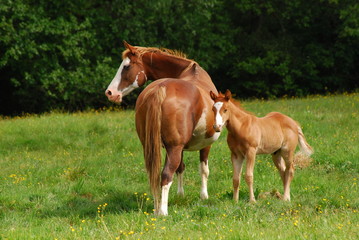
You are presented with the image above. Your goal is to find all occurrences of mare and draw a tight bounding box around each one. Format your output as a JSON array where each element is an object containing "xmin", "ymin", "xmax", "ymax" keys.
[
  {"xmin": 105, "ymin": 42, "xmax": 220, "ymax": 215},
  {"xmin": 210, "ymin": 90, "xmax": 313, "ymax": 202}
]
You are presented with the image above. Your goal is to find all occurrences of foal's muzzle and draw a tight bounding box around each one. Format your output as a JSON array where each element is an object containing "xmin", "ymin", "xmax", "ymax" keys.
[{"xmin": 213, "ymin": 124, "xmax": 223, "ymax": 132}]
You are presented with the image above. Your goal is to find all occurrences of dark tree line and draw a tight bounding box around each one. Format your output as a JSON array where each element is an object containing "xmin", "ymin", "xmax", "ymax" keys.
[{"xmin": 1, "ymin": 0, "xmax": 358, "ymax": 115}]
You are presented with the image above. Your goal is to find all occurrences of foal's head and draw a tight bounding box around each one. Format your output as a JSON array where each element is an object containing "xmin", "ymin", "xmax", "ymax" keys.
[
  {"xmin": 210, "ymin": 90, "xmax": 232, "ymax": 132},
  {"xmin": 105, "ymin": 41, "xmax": 148, "ymax": 103}
]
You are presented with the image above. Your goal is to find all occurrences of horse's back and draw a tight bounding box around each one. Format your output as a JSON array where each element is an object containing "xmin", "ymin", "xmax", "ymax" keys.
[
  {"xmin": 135, "ymin": 78, "xmax": 205, "ymax": 147},
  {"xmin": 264, "ymin": 112, "xmax": 298, "ymax": 130},
  {"xmin": 260, "ymin": 112, "xmax": 299, "ymax": 151}
]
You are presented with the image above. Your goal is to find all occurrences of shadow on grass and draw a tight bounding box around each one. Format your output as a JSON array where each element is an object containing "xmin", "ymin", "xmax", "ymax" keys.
[
  {"xmin": 37, "ymin": 186, "xmax": 275, "ymax": 219},
  {"xmin": 39, "ymin": 190, "xmax": 153, "ymax": 219}
]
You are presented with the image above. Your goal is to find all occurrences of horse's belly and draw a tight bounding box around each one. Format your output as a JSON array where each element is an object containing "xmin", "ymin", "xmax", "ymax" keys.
[
  {"xmin": 256, "ymin": 141, "xmax": 282, "ymax": 154},
  {"xmin": 184, "ymin": 109, "xmax": 221, "ymax": 151},
  {"xmin": 184, "ymin": 131, "xmax": 220, "ymax": 151}
]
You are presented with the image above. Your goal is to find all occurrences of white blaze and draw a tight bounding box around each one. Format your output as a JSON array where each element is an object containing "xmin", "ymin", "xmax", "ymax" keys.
[
  {"xmin": 213, "ymin": 102, "xmax": 224, "ymax": 127},
  {"xmin": 106, "ymin": 57, "xmax": 131, "ymax": 93}
]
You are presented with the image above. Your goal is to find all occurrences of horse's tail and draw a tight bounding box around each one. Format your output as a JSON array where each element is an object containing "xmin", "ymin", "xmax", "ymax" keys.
[
  {"xmin": 143, "ymin": 85, "xmax": 166, "ymax": 202},
  {"xmin": 297, "ymin": 126, "xmax": 313, "ymax": 156}
]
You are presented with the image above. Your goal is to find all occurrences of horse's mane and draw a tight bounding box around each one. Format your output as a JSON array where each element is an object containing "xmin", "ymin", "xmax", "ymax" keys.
[{"xmin": 122, "ymin": 46, "xmax": 196, "ymax": 63}]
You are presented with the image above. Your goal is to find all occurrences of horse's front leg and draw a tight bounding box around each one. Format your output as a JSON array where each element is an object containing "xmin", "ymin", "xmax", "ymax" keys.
[
  {"xmin": 157, "ymin": 146, "xmax": 183, "ymax": 216},
  {"xmin": 199, "ymin": 146, "xmax": 211, "ymax": 200},
  {"xmin": 231, "ymin": 152, "xmax": 244, "ymax": 202},
  {"xmin": 245, "ymin": 148, "xmax": 257, "ymax": 202}
]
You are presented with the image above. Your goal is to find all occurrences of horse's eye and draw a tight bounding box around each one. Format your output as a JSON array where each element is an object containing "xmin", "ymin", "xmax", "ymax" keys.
[
  {"xmin": 123, "ymin": 65, "xmax": 130, "ymax": 70},
  {"xmin": 224, "ymin": 109, "xmax": 227, "ymax": 113}
]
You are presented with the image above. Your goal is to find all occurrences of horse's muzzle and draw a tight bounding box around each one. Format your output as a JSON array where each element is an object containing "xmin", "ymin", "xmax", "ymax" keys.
[{"xmin": 105, "ymin": 89, "xmax": 122, "ymax": 103}]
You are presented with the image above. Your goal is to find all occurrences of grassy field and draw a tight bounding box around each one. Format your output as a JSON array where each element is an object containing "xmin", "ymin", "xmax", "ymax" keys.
[{"xmin": 0, "ymin": 93, "xmax": 358, "ymax": 239}]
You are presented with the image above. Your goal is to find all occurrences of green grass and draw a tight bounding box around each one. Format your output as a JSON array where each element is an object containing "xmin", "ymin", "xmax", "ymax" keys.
[{"xmin": 0, "ymin": 93, "xmax": 358, "ymax": 239}]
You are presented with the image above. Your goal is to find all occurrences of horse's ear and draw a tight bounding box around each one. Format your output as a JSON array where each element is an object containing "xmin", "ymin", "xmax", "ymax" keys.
[
  {"xmin": 225, "ymin": 89, "xmax": 232, "ymax": 101},
  {"xmin": 123, "ymin": 40, "xmax": 136, "ymax": 55},
  {"xmin": 210, "ymin": 91, "xmax": 217, "ymax": 101}
]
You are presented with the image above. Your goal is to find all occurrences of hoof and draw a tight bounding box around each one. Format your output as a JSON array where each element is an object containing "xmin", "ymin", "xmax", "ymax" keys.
[
  {"xmin": 249, "ymin": 199, "xmax": 257, "ymax": 203},
  {"xmin": 155, "ymin": 209, "xmax": 168, "ymax": 216},
  {"xmin": 177, "ymin": 189, "xmax": 185, "ymax": 197},
  {"xmin": 200, "ymin": 192, "xmax": 209, "ymax": 200}
]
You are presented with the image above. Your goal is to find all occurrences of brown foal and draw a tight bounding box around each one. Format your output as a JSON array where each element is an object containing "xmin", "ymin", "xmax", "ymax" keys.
[{"xmin": 210, "ymin": 90, "xmax": 313, "ymax": 202}]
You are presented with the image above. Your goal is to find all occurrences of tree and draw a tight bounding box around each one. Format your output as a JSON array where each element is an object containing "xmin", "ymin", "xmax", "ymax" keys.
[{"xmin": 1, "ymin": 0, "xmax": 358, "ymax": 115}]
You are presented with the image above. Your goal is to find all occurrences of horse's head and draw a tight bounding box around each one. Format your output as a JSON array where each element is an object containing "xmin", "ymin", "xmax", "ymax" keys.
[
  {"xmin": 210, "ymin": 90, "xmax": 231, "ymax": 132},
  {"xmin": 105, "ymin": 41, "xmax": 148, "ymax": 103}
]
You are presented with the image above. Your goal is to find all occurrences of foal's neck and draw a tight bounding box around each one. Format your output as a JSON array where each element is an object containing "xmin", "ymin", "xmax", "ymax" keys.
[
  {"xmin": 142, "ymin": 52, "xmax": 194, "ymax": 80},
  {"xmin": 228, "ymin": 101, "xmax": 253, "ymax": 128}
]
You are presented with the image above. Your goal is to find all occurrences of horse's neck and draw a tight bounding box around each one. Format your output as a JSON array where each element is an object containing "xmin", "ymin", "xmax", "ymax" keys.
[
  {"xmin": 195, "ymin": 66, "xmax": 217, "ymax": 92},
  {"xmin": 227, "ymin": 101, "xmax": 254, "ymax": 131},
  {"xmin": 142, "ymin": 52, "xmax": 217, "ymax": 93},
  {"xmin": 142, "ymin": 52, "xmax": 193, "ymax": 80}
]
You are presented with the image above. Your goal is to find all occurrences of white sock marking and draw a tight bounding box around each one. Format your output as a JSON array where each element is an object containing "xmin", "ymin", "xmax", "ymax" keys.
[{"xmin": 158, "ymin": 182, "xmax": 172, "ymax": 216}]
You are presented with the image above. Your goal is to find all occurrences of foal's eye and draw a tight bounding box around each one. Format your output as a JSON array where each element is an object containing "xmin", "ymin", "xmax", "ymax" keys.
[
  {"xmin": 123, "ymin": 65, "xmax": 130, "ymax": 70},
  {"xmin": 224, "ymin": 109, "xmax": 227, "ymax": 113}
]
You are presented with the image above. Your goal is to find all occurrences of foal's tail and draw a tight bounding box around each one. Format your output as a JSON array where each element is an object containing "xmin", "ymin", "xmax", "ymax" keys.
[
  {"xmin": 297, "ymin": 126, "xmax": 314, "ymax": 156},
  {"xmin": 143, "ymin": 86, "xmax": 167, "ymax": 201}
]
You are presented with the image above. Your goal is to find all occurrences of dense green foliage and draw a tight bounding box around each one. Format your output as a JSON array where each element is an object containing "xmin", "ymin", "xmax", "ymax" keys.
[
  {"xmin": 1, "ymin": 0, "xmax": 358, "ymax": 114},
  {"xmin": 0, "ymin": 94, "xmax": 358, "ymax": 238}
]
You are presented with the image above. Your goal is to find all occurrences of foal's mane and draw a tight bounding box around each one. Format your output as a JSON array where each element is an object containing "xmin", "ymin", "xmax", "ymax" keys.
[
  {"xmin": 231, "ymin": 98, "xmax": 254, "ymax": 116},
  {"xmin": 216, "ymin": 92, "xmax": 254, "ymax": 116}
]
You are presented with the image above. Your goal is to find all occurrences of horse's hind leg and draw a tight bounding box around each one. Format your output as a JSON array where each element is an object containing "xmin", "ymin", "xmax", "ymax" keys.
[
  {"xmin": 282, "ymin": 150, "xmax": 295, "ymax": 201},
  {"xmin": 199, "ymin": 146, "xmax": 211, "ymax": 199},
  {"xmin": 232, "ymin": 152, "xmax": 244, "ymax": 202},
  {"xmin": 158, "ymin": 146, "xmax": 183, "ymax": 216},
  {"xmin": 272, "ymin": 151, "xmax": 286, "ymax": 185},
  {"xmin": 176, "ymin": 157, "xmax": 185, "ymax": 196}
]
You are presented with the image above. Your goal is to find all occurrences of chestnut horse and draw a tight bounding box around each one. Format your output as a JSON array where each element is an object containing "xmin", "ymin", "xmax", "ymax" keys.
[
  {"xmin": 210, "ymin": 90, "xmax": 313, "ymax": 202},
  {"xmin": 105, "ymin": 42, "xmax": 220, "ymax": 215}
]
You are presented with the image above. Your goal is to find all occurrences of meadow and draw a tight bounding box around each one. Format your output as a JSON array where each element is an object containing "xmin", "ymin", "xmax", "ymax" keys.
[{"xmin": 0, "ymin": 93, "xmax": 358, "ymax": 239}]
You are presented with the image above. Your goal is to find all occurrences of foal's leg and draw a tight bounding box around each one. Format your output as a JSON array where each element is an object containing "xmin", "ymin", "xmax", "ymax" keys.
[
  {"xmin": 176, "ymin": 158, "xmax": 185, "ymax": 196},
  {"xmin": 199, "ymin": 146, "xmax": 211, "ymax": 200},
  {"xmin": 245, "ymin": 148, "xmax": 257, "ymax": 202},
  {"xmin": 232, "ymin": 152, "xmax": 244, "ymax": 202},
  {"xmin": 282, "ymin": 150, "xmax": 295, "ymax": 201},
  {"xmin": 158, "ymin": 146, "xmax": 183, "ymax": 216},
  {"xmin": 272, "ymin": 151, "xmax": 286, "ymax": 185}
]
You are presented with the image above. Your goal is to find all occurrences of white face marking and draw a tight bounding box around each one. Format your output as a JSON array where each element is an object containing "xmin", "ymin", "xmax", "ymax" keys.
[
  {"xmin": 121, "ymin": 79, "xmax": 138, "ymax": 96},
  {"xmin": 106, "ymin": 57, "xmax": 131, "ymax": 92},
  {"xmin": 213, "ymin": 102, "xmax": 224, "ymax": 126},
  {"xmin": 120, "ymin": 70, "xmax": 148, "ymax": 96}
]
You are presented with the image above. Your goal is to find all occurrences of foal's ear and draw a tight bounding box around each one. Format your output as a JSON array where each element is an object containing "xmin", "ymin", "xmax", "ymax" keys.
[
  {"xmin": 123, "ymin": 40, "xmax": 136, "ymax": 55},
  {"xmin": 210, "ymin": 91, "xmax": 217, "ymax": 101},
  {"xmin": 224, "ymin": 89, "xmax": 232, "ymax": 101}
]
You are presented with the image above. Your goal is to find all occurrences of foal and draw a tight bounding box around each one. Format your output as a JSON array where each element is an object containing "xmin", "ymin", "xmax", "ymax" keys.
[{"xmin": 210, "ymin": 90, "xmax": 313, "ymax": 202}]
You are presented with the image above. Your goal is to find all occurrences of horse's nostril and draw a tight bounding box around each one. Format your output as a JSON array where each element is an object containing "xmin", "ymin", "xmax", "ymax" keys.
[{"xmin": 106, "ymin": 90, "xmax": 112, "ymax": 96}]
